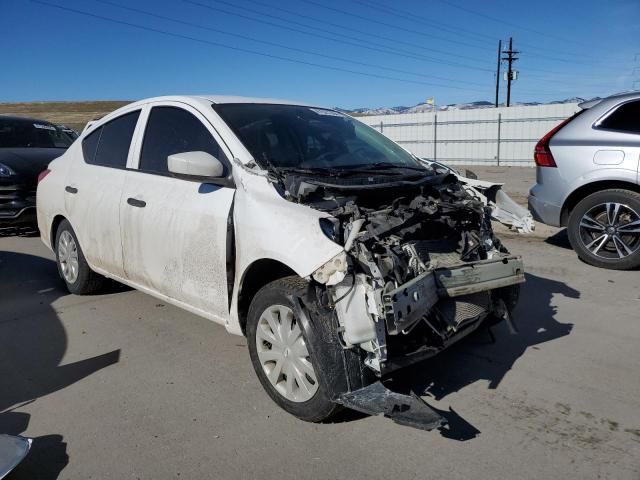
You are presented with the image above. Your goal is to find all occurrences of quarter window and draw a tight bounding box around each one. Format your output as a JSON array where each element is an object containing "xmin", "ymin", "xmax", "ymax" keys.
[
  {"xmin": 139, "ymin": 106, "xmax": 228, "ymax": 175},
  {"xmin": 82, "ymin": 110, "xmax": 140, "ymax": 168},
  {"xmin": 81, "ymin": 127, "xmax": 101, "ymax": 163},
  {"xmin": 597, "ymin": 101, "xmax": 640, "ymax": 134}
]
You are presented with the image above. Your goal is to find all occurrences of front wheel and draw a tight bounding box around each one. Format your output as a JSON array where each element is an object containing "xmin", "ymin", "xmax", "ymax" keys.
[
  {"xmin": 568, "ymin": 189, "xmax": 640, "ymax": 270},
  {"xmin": 246, "ymin": 277, "xmax": 341, "ymax": 422},
  {"xmin": 247, "ymin": 275, "xmax": 380, "ymax": 422}
]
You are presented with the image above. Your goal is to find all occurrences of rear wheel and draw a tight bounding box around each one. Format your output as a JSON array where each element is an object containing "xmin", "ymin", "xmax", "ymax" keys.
[
  {"xmin": 55, "ymin": 220, "xmax": 106, "ymax": 294},
  {"xmin": 568, "ymin": 189, "xmax": 640, "ymax": 270}
]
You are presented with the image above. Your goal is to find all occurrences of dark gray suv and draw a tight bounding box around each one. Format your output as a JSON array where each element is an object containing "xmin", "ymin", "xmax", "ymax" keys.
[
  {"xmin": 0, "ymin": 115, "xmax": 74, "ymax": 227},
  {"xmin": 529, "ymin": 92, "xmax": 640, "ymax": 270}
]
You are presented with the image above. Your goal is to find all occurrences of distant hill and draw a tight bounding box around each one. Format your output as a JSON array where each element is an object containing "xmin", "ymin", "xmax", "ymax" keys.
[
  {"xmin": 0, "ymin": 101, "xmax": 131, "ymax": 132},
  {"xmin": 0, "ymin": 96, "xmax": 597, "ymax": 130},
  {"xmin": 341, "ymin": 97, "xmax": 594, "ymax": 116}
]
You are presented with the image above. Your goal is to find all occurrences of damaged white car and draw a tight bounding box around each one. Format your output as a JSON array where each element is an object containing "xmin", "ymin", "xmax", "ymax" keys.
[{"xmin": 37, "ymin": 96, "xmax": 526, "ymax": 428}]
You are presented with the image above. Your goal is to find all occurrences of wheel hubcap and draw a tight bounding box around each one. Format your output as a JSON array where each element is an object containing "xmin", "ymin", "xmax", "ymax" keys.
[
  {"xmin": 579, "ymin": 202, "xmax": 640, "ymax": 260},
  {"xmin": 255, "ymin": 305, "xmax": 319, "ymax": 403},
  {"xmin": 58, "ymin": 230, "xmax": 79, "ymax": 283}
]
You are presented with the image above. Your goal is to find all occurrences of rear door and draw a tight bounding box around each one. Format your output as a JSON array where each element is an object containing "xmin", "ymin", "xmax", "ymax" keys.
[
  {"xmin": 65, "ymin": 108, "xmax": 141, "ymax": 277},
  {"xmin": 119, "ymin": 102, "xmax": 235, "ymax": 322},
  {"xmin": 594, "ymin": 99, "xmax": 640, "ymax": 183}
]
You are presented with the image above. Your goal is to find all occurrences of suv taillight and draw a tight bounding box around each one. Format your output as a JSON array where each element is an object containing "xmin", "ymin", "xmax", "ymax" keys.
[
  {"xmin": 534, "ymin": 111, "xmax": 582, "ymax": 168},
  {"xmin": 37, "ymin": 169, "xmax": 51, "ymax": 184}
]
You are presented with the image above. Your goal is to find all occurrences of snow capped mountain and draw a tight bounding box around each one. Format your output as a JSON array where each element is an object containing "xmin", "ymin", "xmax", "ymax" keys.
[
  {"xmin": 347, "ymin": 106, "xmax": 406, "ymax": 115},
  {"xmin": 339, "ymin": 97, "xmax": 594, "ymax": 116}
]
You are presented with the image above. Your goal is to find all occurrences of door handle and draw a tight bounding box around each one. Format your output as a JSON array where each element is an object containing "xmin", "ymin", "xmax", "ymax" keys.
[
  {"xmin": 127, "ymin": 197, "xmax": 146, "ymax": 208},
  {"xmin": 65, "ymin": 186, "xmax": 78, "ymax": 194}
]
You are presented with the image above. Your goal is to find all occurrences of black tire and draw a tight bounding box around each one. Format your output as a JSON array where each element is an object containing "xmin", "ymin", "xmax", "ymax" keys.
[
  {"xmin": 568, "ymin": 189, "xmax": 640, "ymax": 270},
  {"xmin": 246, "ymin": 276, "xmax": 371, "ymax": 422},
  {"xmin": 54, "ymin": 219, "xmax": 106, "ymax": 294}
]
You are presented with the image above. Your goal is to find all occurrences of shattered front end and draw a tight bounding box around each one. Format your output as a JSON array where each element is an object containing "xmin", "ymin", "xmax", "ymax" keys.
[{"xmin": 294, "ymin": 171, "xmax": 525, "ymax": 377}]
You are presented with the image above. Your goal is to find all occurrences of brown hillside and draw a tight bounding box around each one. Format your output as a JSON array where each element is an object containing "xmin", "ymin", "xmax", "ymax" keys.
[{"xmin": 0, "ymin": 101, "xmax": 131, "ymax": 132}]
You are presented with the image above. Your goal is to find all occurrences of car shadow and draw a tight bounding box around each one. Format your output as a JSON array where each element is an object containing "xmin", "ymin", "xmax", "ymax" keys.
[
  {"xmin": 386, "ymin": 272, "xmax": 578, "ymax": 440},
  {"xmin": 0, "ymin": 226, "xmax": 40, "ymax": 238},
  {"xmin": 544, "ymin": 228, "xmax": 572, "ymax": 250},
  {"xmin": 543, "ymin": 228, "xmax": 640, "ymax": 270},
  {"xmin": 0, "ymin": 252, "xmax": 121, "ymax": 480}
]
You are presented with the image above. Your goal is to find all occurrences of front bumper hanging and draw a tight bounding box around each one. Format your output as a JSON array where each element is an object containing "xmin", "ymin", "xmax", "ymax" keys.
[
  {"xmin": 383, "ymin": 255, "xmax": 525, "ymax": 335},
  {"xmin": 335, "ymin": 381, "xmax": 445, "ymax": 431}
]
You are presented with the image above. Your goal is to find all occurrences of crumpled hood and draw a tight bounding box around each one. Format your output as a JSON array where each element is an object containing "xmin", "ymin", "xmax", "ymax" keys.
[{"xmin": 0, "ymin": 148, "xmax": 64, "ymax": 186}]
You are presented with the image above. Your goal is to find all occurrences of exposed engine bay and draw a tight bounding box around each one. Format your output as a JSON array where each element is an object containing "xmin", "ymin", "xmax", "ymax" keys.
[{"xmin": 276, "ymin": 168, "xmax": 525, "ymax": 375}]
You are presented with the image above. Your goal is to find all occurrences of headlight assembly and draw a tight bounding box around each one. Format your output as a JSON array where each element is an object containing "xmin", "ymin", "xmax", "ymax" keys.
[
  {"xmin": 312, "ymin": 252, "xmax": 348, "ymax": 286},
  {"xmin": 0, "ymin": 163, "xmax": 16, "ymax": 177}
]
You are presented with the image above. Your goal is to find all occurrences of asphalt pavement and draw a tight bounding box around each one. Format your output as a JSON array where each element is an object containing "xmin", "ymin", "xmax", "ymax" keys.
[{"xmin": 1, "ymin": 220, "xmax": 639, "ymax": 479}]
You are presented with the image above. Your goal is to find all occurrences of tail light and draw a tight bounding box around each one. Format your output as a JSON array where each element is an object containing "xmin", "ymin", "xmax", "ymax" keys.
[
  {"xmin": 37, "ymin": 169, "xmax": 51, "ymax": 184},
  {"xmin": 534, "ymin": 111, "xmax": 583, "ymax": 168}
]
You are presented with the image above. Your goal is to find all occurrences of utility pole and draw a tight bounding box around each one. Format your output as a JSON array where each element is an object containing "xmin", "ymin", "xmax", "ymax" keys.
[
  {"xmin": 495, "ymin": 39, "xmax": 502, "ymax": 107},
  {"xmin": 502, "ymin": 37, "xmax": 519, "ymax": 107}
]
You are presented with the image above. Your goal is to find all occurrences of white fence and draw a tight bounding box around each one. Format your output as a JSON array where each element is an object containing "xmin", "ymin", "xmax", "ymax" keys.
[{"xmin": 360, "ymin": 103, "xmax": 581, "ymax": 167}]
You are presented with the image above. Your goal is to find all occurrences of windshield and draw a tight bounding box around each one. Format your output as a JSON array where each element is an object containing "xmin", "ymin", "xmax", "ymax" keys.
[
  {"xmin": 213, "ymin": 103, "xmax": 425, "ymax": 172},
  {"xmin": 0, "ymin": 118, "xmax": 75, "ymax": 148}
]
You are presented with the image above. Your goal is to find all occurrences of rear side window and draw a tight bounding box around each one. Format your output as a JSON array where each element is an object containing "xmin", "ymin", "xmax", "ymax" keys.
[
  {"xmin": 139, "ymin": 106, "xmax": 228, "ymax": 175},
  {"xmin": 82, "ymin": 127, "xmax": 101, "ymax": 162},
  {"xmin": 597, "ymin": 101, "xmax": 640, "ymax": 134},
  {"xmin": 82, "ymin": 110, "xmax": 140, "ymax": 168}
]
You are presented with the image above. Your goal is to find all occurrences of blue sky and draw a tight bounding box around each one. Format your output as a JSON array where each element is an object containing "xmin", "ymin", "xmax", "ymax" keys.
[{"xmin": 2, "ymin": 0, "xmax": 639, "ymax": 108}]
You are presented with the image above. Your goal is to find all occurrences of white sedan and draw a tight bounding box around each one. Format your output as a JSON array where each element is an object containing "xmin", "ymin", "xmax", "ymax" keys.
[{"xmin": 37, "ymin": 96, "xmax": 525, "ymax": 426}]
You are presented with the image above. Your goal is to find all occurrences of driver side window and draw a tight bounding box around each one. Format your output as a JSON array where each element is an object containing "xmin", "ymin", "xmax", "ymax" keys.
[{"xmin": 139, "ymin": 106, "xmax": 228, "ymax": 174}]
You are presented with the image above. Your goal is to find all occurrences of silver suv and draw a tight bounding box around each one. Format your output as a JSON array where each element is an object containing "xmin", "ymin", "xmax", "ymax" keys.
[{"xmin": 529, "ymin": 92, "xmax": 640, "ymax": 270}]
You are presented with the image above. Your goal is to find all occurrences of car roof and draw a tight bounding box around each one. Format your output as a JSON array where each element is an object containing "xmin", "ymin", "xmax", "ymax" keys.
[
  {"xmin": 0, "ymin": 114, "xmax": 56, "ymax": 125},
  {"xmin": 199, "ymin": 95, "xmax": 317, "ymax": 106},
  {"xmin": 579, "ymin": 90, "xmax": 640, "ymax": 110},
  {"xmin": 125, "ymin": 95, "xmax": 320, "ymax": 109}
]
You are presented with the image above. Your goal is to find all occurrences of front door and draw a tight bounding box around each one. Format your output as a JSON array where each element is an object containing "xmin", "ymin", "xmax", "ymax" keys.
[{"xmin": 120, "ymin": 103, "xmax": 235, "ymax": 323}]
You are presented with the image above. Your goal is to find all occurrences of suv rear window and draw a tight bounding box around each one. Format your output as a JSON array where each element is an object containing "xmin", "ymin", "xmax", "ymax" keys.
[
  {"xmin": 597, "ymin": 100, "xmax": 640, "ymax": 133},
  {"xmin": 82, "ymin": 111, "xmax": 140, "ymax": 168}
]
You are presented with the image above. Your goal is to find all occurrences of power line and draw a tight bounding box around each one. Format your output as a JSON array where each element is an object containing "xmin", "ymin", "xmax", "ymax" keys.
[
  {"xmin": 435, "ymin": 0, "xmax": 605, "ymax": 51},
  {"xmin": 160, "ymin": 0, "xmax": 624, "ymax": 95},
  {"xmin": 229, "ymin": 0, "xmax": 620, "ymax": 89},
  {"xmin": 297, "ymin": 0, "xmax": 492, "ymax": 52},
  {"xmin": 193, "ymin": 0, "xmax": 492, "ymax": 68},
  {"xmin": 351, "ymin": 0, "xmax": 500, "ymax": 43},
  {"xmin": 302, "ymin": 0, "xmax": 616, "ymax": 65},
  {"xmin": 187, "ymin": 0, "xmax": 621, "ymax": 83},
  {"xmin": 437, "ymin": 0, "xmax": 569, "ymax": 43},
  {"xmin": 522, "ymin": 72, "xmax": 624, "ymax": 88},
  {"xmin": 90, "ymin": 0, "xmax": 492, "ymax": 88},
  {"xmin": 357, "ymin": 0, "xmax": 631, "ymax": 68},
  {"xmin": 240, "ymin": 0, "xmax": 486, "ymax": 64},
  {"xmin": 183, "ymin": 1, "xmax": 614, "ymax": 96},
  {"xmin": 252, "ymin": 0, "xmax": 605, "ymax": 72},
  {"xmin": 352, "ymin": 0, "xmax": 605, "ymax": 66},
  {"xmin": 184, "ymin": 0, "xmax": 495, "ymax": 72},
  {"xmin": 356, "ymin": 0, "xmax": 588, "ymax": 61},
  {"xmin": 30, "ymin": 0, "xmax": 492, "ymax": 93}
]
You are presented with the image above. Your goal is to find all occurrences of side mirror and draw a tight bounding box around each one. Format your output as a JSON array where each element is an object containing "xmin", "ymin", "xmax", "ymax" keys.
[{"xmin": 167, "ymin": 151, "xmax": 225, "ymax": 178}]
